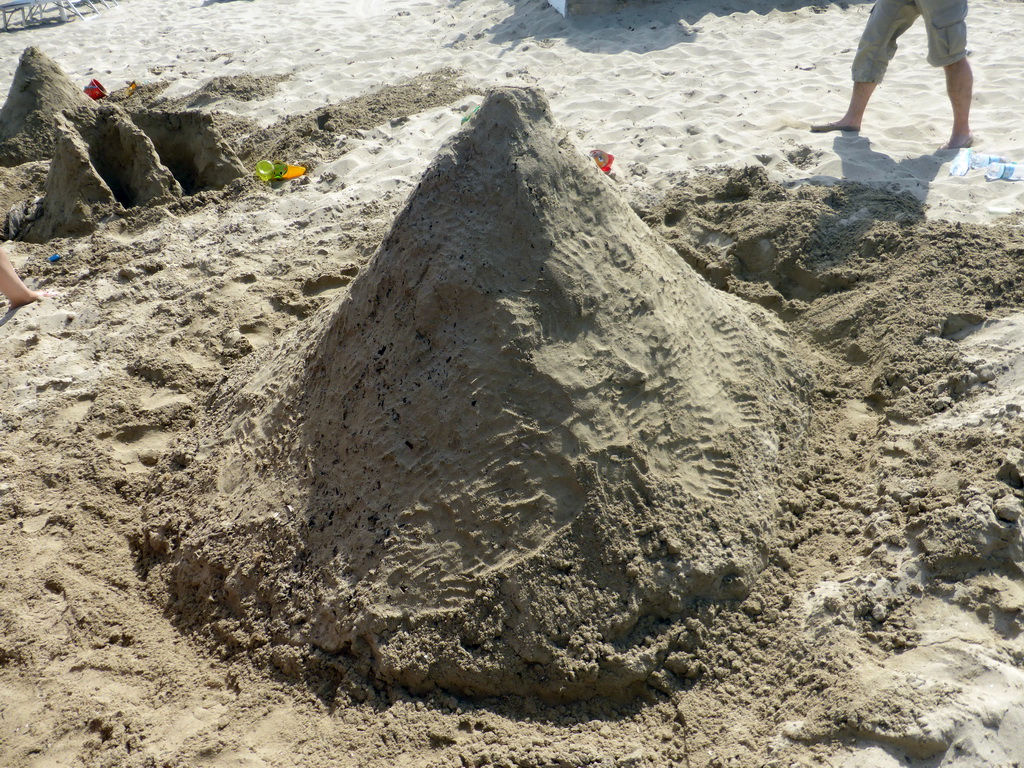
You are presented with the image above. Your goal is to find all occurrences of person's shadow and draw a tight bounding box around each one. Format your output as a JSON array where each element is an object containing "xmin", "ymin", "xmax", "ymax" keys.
[
  {"xmin": 479, "ymin": 0, "xmax": 873, "ymax": 56},
  {"xmin": 828, "ymin": 133, "xmax": 950, "ymax": 207}
]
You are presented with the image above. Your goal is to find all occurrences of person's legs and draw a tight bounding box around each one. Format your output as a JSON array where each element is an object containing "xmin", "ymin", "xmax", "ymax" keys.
[
  {"xmin": 922, "ymin": 0, "xmax": 972, "ymax": 150},
  {"xmin": 811, "ymin": 0, "xmax": 917, "ymax": 133},
  {"xmin": 810, "ymin": 81, "xmax": 878, "ymax": 132},
  {"xmin": 0, "ymin": 245, "xmax": 43, "ymax": 308},
  {"xmin": 939, "ymin": 57, "xmax": 973, "ymax": 149},
  {"xmin": 919, "ymin": 0, "xmax": 971, "ymax": 147}
]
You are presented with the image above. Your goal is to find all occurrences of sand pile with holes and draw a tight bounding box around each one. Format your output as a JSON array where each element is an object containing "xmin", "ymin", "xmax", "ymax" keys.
[
  {"xmin": 20, "ymin": 104, "xmax": 182, "ymax": 242},
  {"xmin": 141, "ymin": 87, "xmax": 811, "ymax": 700},
  {"xmin": 0, "ymin": 46, "xmax": 247, "ymax": 242}
]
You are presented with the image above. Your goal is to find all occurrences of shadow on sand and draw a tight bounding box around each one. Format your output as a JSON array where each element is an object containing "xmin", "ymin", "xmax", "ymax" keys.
[
  {"xmin": 823, "ymin": 133, "xmax": 952, "ymax": 209},
  {"xmin": 472, "ymin": 0, "xmax": 872, "ymax": 55}
]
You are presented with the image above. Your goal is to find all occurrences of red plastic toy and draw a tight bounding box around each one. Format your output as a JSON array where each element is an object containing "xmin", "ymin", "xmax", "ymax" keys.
[{"xmin": 84, "ymin": 79, "xmax": 107, "ymax": 100}]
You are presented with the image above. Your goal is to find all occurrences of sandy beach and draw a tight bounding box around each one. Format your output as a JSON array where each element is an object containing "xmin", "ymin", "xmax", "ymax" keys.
[{"xmin": 2, "ymin": 0, "xmax": 1024, "ymax": 766}]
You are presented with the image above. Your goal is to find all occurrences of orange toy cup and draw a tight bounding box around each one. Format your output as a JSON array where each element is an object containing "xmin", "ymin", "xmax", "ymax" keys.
[{"xmin": 589, "ymin": 149, "xmax": 614, "ymax": 173}]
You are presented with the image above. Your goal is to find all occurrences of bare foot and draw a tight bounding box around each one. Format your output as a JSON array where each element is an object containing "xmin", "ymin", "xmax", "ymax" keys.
[
  {"xmin": 810, "ymin": 121, "xmax": 860, "ymax": 133},
  {"xmin": 939, "ymin": 132, "xmax": 974, "ymax": 150},
  {"xmin": 8, "ymin": 288, "xmax": 61, "ymax": 310}
]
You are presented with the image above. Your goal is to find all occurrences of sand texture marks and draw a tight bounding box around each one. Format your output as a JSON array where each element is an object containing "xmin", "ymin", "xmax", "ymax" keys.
[{"xmin": 143, "ymin": 87, "xmax": 811, "ymax": 700}]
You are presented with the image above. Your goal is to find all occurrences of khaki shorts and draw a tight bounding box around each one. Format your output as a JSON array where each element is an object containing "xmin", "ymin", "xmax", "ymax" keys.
[{"xmin": 852, "ymin": 0, "xmax": 969, "ymax": 82}]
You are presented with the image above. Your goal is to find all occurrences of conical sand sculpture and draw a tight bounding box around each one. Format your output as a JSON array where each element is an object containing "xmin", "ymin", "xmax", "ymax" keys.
[
  {"xmin": 0, "ymin": 46, "xmax": 94, "ymax": 166},
  {"xmin": 146, "ymin": 87, "xmax": 811, "ymax": 700}
]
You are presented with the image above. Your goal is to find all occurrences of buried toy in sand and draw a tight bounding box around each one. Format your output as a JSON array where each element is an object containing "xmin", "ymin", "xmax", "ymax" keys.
[
  {"xmin": 83, "ymin": 78, "xmax": 107, "ymax": 100},
  {"xmin": 139, "ymin": 86, "xmax": 812, "ymax": 702},
  {"xmin": 589, "ymin": 148, "xmax": 614, "ymax": 173}
]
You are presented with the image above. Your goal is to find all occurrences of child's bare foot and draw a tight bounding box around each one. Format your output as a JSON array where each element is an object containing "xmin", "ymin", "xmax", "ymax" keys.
[
  {"xmin": 8, "ymin": 288, "xmax": 61, "ymax": 310},
  {"xmin": 1, "ymin": 244, "xmax": 61, "ymax": 309}
]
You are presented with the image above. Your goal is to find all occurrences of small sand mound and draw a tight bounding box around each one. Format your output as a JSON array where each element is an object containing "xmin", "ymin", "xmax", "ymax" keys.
[
  {"xmin": 20, "ymin": 105, "xmax": 181, "ymax": 242},
  {"xmin": 0, "ymin": 47, "xmax": 94, "ymax": 166},
  {"xmin": 13, "ymin": 103, "xmax": 250, "ymax": 241},
  {"xmin": 144, "ymin": 87, "xmax": 811, "ymax": 700}
]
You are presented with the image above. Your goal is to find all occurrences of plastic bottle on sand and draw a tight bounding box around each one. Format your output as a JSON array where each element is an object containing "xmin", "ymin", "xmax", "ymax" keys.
[
  {"xmin": 949, "ymin": 148, "xmax": 1013, "ymax": 176},
  {"xmin": 949, "ymin": 148, "xmax": 970, "ymax": 176},
  {"xmin": 970, "ymin": 152, "xmax": 1011, "ymax": 169},
  {"xmin": 985, "ymin": 163, "xmax": 1024, "ymax": 181}
]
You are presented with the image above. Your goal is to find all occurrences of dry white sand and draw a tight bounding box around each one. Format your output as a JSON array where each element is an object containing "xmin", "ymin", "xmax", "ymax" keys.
[{"xmin": 2, "ymin": 0, "xmax": 1022, "ymax": 224}]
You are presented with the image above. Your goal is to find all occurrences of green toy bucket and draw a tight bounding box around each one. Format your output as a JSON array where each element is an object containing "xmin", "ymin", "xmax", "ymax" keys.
[{"xmin": 255, "ymin": 160, "xmax": 275, "ymax": 182}]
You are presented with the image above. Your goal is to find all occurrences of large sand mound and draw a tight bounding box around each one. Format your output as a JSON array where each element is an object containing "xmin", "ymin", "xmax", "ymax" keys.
[{"xmin": 143, "ymin": 87, "xmax": 811, "ymax": 700}]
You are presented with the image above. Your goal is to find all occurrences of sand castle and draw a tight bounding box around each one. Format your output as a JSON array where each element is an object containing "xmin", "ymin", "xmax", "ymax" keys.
[
  {"xmin": 142, "ymin": 87, "xmax": 811, "ymax": 700},
  {"xmin": 0, "ymin": 47, "xmax": 246, "ymax": 242}
]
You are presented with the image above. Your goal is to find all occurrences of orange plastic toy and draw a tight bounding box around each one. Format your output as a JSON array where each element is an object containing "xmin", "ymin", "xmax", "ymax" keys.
[{"xmin": 589, "ymin": 149, "xmax": 614, "ymax": 173}]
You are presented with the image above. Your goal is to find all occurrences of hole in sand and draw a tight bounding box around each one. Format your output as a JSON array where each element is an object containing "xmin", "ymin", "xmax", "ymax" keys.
[
  {"xmin": 89, "ymin": 130, "xmax": 142, "ymax": 208},
  {"xmin": 131, "ymin": 111, "xmax": 247, "ymax": 196}
]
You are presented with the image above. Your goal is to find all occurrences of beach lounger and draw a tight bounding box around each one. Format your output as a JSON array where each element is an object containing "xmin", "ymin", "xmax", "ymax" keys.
[
  {"xmin": 1, "ymin": 0, "xmax": 96, "ymax": 30},
  {"xmin": 0, "ymin": 0, "xmax": 33, "ymax": 30},
  {"xmin": 60, "ymin": 0, "xmax": 100, "ymax": 19}
]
